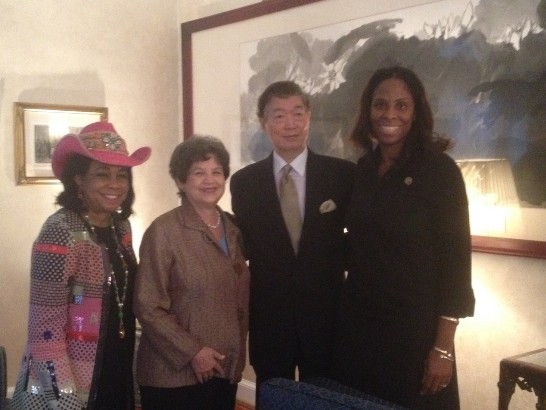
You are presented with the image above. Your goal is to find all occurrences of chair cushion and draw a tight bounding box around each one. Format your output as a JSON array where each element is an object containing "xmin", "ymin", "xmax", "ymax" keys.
[
  {"xmin": 259, "ymin": 378, "xmax": 407, "ymax": 410},
  {"xmin": 307, "ymin": 377, "xmax": 408, "ymax": 408}
]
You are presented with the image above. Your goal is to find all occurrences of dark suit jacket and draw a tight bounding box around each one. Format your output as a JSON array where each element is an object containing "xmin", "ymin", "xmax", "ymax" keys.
[{"xmin": 230, "ymin": 150, "xmax": 355, "ymax": 375}]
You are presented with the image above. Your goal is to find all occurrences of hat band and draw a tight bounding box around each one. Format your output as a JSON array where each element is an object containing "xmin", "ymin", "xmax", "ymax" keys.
[{"xmin": 80, "ymin": 131, "xmax": 129, "ymax": 156}]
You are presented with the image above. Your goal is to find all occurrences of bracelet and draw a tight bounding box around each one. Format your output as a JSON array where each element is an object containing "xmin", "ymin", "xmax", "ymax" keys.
[
  {"xmin": 440, "ymin": 315, "xmax": 460, "ymax": 324},
  {"xmin": 433, "ymin": 346, "xmax": 455, "ymax": 362}
]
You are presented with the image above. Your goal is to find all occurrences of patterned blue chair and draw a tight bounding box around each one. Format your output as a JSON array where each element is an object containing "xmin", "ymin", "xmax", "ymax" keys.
[{"xmin": 259, "ymin": 377, "xmax": 407, "ymax": 409}]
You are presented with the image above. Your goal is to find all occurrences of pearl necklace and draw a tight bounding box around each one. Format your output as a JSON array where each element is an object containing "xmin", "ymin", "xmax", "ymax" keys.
[
  {"xmin": 83, "ymin": 214, "xmax": 129, "ymax": 339},
  {"xmin": 204, "ymin": 210, "xmax": 221, "ymax": 229}
]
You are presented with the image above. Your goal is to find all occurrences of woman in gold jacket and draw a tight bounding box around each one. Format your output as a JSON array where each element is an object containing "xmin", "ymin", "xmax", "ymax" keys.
[{"xmin": 134, "ymin": 135, "xmax": 249, "ymax": 410}]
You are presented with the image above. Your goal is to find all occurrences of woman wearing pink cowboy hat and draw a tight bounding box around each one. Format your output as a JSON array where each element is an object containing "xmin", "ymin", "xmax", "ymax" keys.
[{"xmin": 12, "ymin": 121, "xmax": 151, "ymax": 410}]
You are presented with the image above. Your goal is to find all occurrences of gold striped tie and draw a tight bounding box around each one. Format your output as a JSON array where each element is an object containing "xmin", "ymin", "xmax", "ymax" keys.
[{"xmin": 279, "ymin": 165, "xmax": 302, "ymax": 253}]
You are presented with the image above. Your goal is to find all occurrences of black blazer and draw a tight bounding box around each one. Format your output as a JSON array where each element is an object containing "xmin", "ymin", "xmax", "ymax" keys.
[{"xmin": 230, "ymin": 150, "xmax": 355, "ymax": 374}]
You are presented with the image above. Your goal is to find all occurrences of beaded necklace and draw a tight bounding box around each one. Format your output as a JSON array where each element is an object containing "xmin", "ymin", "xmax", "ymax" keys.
[
  {"xmin": 204, "ymin": 209, "xmax": 221, "ymax": 229},
  {"xmin": 82, "ymin": 214, "xmax": 129, "ymax": 339}
]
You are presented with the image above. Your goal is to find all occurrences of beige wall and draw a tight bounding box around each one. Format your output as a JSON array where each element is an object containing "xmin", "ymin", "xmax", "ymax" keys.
[
  {"xmin": 1, "ymin": 1, "xmax": 545, "ymax": 409},
  {"xmin": 0, "ymin": 0, "xmax": 180, "ymax": 389}
]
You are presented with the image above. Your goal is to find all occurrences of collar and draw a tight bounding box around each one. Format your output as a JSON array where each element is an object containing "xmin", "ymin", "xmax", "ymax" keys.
[{"xmin": 273, "ymin": 147, "xmax": 308, "ymax": 177}]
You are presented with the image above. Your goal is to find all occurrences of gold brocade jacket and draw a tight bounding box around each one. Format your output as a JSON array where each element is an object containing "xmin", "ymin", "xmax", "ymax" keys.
[{"xmin": 134, "ymin": 199, "xmax": 250, "ymax": 388}]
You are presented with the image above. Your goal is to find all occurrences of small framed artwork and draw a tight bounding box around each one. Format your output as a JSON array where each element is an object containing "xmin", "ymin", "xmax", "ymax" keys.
[{"xmin": 14, "ymin": 102, "xmax": 108, "ymax": 185}]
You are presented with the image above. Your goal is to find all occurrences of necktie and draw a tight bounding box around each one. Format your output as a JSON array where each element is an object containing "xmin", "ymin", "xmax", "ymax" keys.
[{"xmin": 279, "ymin": 165, "xmax": 302, "ymax": 253}]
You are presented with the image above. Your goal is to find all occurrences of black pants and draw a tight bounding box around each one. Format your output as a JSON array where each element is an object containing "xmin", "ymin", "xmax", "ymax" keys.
[
  {"xmin": 254, "ymin": 342, "xmax": 329, "ymax": 409},
  {"xmin": 140, "ymin": 378, "xmax": 237, "ymax": 410}
]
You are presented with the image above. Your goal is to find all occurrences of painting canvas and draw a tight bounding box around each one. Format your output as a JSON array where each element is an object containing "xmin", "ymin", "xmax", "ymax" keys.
[
  {"xmin": 183, "ymin": 0, "xmax": 546, "ymax": 252},
  {"xmin": 240, "ymin": 0, "xmax": 545, "ymax": 214}
]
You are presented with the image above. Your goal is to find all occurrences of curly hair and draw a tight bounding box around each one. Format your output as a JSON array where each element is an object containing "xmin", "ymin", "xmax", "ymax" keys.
[{"xmin": 169, "ymin": 135, "xmax": 230, "ymax": 196}]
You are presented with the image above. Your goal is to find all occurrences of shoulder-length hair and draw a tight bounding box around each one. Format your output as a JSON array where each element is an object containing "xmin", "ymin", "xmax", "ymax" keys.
[{"xmin": 349, "ymin": 65, "xmax": 450, "ymax": 154}]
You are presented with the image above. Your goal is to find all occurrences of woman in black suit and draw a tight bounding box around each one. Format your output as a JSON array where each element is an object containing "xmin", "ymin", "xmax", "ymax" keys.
[{"xmin": 331, "ymin": 66, "xmax": 475, "ymax": 410}]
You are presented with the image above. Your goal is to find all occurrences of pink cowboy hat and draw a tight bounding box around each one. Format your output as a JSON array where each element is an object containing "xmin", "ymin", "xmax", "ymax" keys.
[{"xmin": 52, "ymin": 121, "xmax": 151, "ymax": 179}]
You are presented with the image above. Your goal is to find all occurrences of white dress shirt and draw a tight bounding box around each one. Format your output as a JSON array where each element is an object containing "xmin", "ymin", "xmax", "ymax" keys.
[{"xmin": 273, "ymin": 149, "xmax": 307, "ymax": 219}]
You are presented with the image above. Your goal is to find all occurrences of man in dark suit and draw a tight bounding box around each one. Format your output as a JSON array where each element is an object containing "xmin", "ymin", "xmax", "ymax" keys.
[{"xmin": 230, "ymin": 81, "xmax": 355, "ymax": 399}]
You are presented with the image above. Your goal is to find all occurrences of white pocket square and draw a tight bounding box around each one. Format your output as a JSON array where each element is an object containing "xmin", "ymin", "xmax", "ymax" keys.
[{"xmin": 319, "ymin": 199, "xmax": 337, "ymax": 214}]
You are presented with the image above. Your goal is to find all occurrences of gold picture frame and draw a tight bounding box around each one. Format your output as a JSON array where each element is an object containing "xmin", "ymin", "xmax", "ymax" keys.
[{"xmin": 14, "ymin": 102, "xmax": 108, "ymax": 185}]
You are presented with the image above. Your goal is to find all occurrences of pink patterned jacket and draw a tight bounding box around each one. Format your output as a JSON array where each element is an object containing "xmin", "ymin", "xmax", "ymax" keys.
[{"xmin": 12, "ymin": 208, "xmax": 136, "ymax": 410}]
